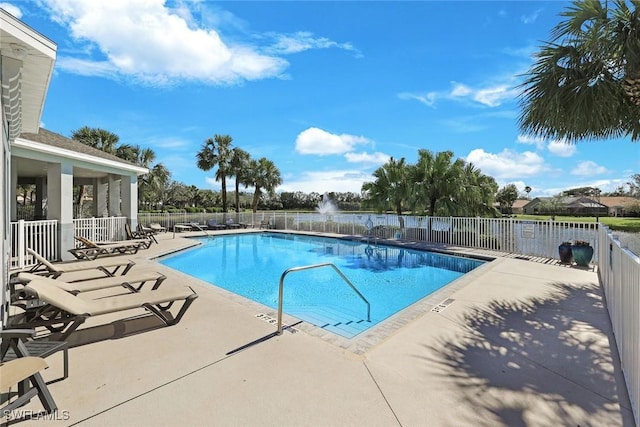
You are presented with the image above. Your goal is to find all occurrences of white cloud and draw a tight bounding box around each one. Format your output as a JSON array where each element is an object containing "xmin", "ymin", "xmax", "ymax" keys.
[
  {"xmin": 571, "ymin": 161, "xmax": 608, "ymax": 176},
  {"xmin": 450, "ymin": 83, "xmax": 472, "ymax": 97},
  {"xmin": 465, "ymin": 148, "xmax": 547, "ymax": 179},
  {"xmin": 397, "ymin": 92, "xmax": 437, "ymax": 107},
  {"xmin": 472, "ymin": 85, "xmax": 517, "ymax": 107},
  {"xmin": 521, "ymin": 9, "xmax": 542, "ymax": 24},
  {"xmin": 516, "ymin": 134, "xmax": 545, "ymax": 149},
  {"xmin": 402, "ymin": 80, "xmax": 519, "ymax": 108},
  {"xmin": 344, "ymin": 151, "xmax": 389, "ymax": 164},
  {"xmin": 40, "ymin": 0, "xmax": 288, "ymax": 85},
  {"xmin": 295, "ymin": 127, "xmax": 372, "ymax": 155},
  {"xmin": 0, "ymin": 2, "xmax": 22, "ymax": 18},
  {"xmin": 547, "ymin": 139, "xmax": 577, "ymax": 157},
  {"xmin": 266, "ymin": 31, "xmax": 360, "ymax": 57},
  {"xmin": 279, "ymin": 170, "xmax": 370, "ymax": 194}
]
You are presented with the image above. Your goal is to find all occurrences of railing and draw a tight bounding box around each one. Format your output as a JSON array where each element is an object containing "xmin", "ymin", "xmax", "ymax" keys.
[
  {"xmin": 598, "ymin": 225, "xmax": 640, "ymax": 424},
  {"xmin": 139, "ymin": 212, "xmax": 600, "ymax": 261},
  {"xmin": 72, "ymin": 217, "xmax": 127, "ymax": 244},
  {"xmin": 9, "ymin": 219, "xmax": 58, "ymax": 270},
  {"xmin": 276, "ymin": 263, "xmax": 370, "ymax": 335}
]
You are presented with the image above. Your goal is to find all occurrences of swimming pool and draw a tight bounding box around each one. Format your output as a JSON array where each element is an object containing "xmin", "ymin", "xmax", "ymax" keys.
[{"xmin": 160, "ymin": 233, "xmax": 485, "ymax": 338}]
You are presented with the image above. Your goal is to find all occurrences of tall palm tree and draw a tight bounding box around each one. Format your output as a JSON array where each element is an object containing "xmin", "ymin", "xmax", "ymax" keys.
[
  {"xmin": 524, "ymin": 185, "xmax": 532, "ymax": 199},
  {"xmin": 518, "ymin": 0, "xmax": 640, "ymax": 141},
  {"xmin": 245, "ymin": 158, "xmax": 282, "ymax": 212},
  {"xmin": 196, "ymin": 134, "xmax": 233, "ymax": 212},
  {"xmin": 229, "ymin": 147, "xmax": 251, "ymax": 213},
  {"xmin": 412, "ymin": 150, "xmax": 465, "ymax": 216},
  {"xmin": 361, "ymin": 157, "xmax": 409, "ymax": 228}
]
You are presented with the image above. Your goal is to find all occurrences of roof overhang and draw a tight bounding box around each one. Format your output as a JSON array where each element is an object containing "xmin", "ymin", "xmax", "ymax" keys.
[
  {"xmin": 13, "ymin": 137, "xmax": 149, "ymax": 176},
  {"xmin": 1, "ymin": 9, "xmax": 57, "ymax": 140}
]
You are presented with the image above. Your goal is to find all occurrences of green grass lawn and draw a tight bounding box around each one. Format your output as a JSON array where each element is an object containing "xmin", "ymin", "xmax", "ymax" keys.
[{"xmin": 514, "ymin": 215, "xmax": 640, "ymax": 233}]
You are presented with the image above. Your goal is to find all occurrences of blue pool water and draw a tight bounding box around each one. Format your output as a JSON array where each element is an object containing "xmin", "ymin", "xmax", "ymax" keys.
[{"xmin": 160, "ymin": 233, "xmax": 484, "ymax": 338}]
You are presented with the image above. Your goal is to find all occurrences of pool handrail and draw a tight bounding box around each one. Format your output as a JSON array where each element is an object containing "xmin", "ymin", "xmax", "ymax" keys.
[{"xmin": 276, "ymin": 263, "xmax": 371, "ymax": 335}]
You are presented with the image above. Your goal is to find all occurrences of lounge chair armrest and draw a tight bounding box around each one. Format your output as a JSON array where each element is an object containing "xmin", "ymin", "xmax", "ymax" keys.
[{"xmin": 0, "ymin": 329, "xmax": 36, "ymax": 339}]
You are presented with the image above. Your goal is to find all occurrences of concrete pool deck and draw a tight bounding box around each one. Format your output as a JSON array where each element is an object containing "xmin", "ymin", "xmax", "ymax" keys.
[{"xmin": 5, "ymin": 229, "xmax": 635, "ymax": 426}]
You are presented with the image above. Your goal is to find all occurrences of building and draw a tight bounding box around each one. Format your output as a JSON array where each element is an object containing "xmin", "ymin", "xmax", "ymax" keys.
[
  {"xmin": 12, "ymin": 127, "xmax": 147, "ymax": 256},
  {"xmin": 1, "ymin": 9, "xmax": 147, "ymax": 325},
  {"xmin": 522, "ymin": 196, "xmax": 608, "ymax": 217},
  {"xmin": 1, "ymin": 8, "xmax": 57, "ymax": 325},
  {"xmin": 599, "ymin": 196, "xmax": 640, "ymax": 217}
]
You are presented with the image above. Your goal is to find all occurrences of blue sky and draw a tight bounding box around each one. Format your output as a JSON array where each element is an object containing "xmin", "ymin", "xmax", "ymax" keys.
[{"xmin": 4, "ymin": 0, "xmax": 639, "ymax": 198}]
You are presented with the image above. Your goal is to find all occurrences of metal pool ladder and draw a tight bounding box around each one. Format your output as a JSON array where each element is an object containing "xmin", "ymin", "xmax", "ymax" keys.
[{"xmin": 276, "ymin": 263, "xmax": 370, "ymax": 335}]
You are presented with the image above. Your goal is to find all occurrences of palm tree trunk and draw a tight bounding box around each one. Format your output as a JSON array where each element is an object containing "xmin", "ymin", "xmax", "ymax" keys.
[
  {"xmin": 235, "ymin": 180, "xmax": 240, "ymax": 214},
  {"xmin": 252, "ymin": 188, "xmax": 261, "ymax": 213},
  {"xmin": 622, "ymin": 72, "xmax": 640, "ymax": 107},
  {"xmin": 221, "ymin": 175, "xmax": 227, "ymax": 212}
]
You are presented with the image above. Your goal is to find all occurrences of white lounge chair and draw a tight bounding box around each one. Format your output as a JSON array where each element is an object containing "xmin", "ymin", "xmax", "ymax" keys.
[
  {"xmin": 25, "ymin": 248, "xmax": 135, "ymax": 279},
  {"xmin": 11, "ymin": 273, "xmax": 198, "ymax": 340}
]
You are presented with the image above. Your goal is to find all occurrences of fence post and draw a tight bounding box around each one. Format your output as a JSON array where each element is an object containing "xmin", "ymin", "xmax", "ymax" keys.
[{"xmin": 17, "ymin": 219, "xmax": 25, "ymax": 268}]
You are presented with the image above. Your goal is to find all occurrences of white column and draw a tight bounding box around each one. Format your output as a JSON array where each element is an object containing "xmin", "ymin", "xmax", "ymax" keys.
[
  {"xmin": 120, "ymin": 174, "xmax": 138, "ymax": 229},
  {"xmin": 1, "ymin": 116, "xmax": 9, "ymax": 327},
  {"xmin": 94, "ymin": 177, "xmax": 109, "ymax": 217},
  {"xmin": 47, "ymin": 161, "xmax": 74, "ymax": 260},
  {"xmin": 35, "ymin": 177, "xmax": 46, "ymax": 219},
  {"xmin": 10, "ymin": 156, "xmax": 17, "ymax": 220},
  {"xmin": 108, "ymin": 174, "xmax": 121, "ymax": 216}
]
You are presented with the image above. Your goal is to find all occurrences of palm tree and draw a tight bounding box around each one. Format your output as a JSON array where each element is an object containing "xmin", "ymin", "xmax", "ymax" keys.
[
  {"xmin": 361, "ymin": 157, "xmax": 410, "ymax": 228},
  {"xmin": 524, "ymin": 185, "xmax": 532, "ymax": 199},
  {"xmin": 71, "ymin": 127, "xmax": 121, "ymax": 213},
  {"xmin": 196, "ymin": 134, "xmax": 233, "ymax": 212},
  {"xmin": 71, "ymin": 126, "xmax": 120, "ymax": 153},
  {"xmin": 139, "ymin": 163, "xmax": 171, "ymax": 206},
  {"xmin": 455, "ymin": 163, "xmax": 498, "ymax": 216},
  {"xmin": 229, "ymin": 147, "xmax": 251, "ymax": 214},
  {"xmin": 412, "ymin": 150, "xmax": 466, "ymax": 216},
  {"xmin": 518, "ymin": 0, "xmax": 640, "ymax": 141},
  {"xmin": 245, "ymin": 158, "xmax": 282, "ymax": 212}
]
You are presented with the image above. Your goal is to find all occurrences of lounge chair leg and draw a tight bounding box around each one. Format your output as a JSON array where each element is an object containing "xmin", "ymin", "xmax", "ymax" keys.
[{"xmin": 143, "ymin": 293, "xmax": 198, "ymax": 326}]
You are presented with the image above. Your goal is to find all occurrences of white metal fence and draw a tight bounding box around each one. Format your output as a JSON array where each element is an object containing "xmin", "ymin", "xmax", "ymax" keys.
[
  {"xmin": 9, "ymin": 217, "xmax": 128, "ymax": 269},
  {"xmin": 139, "ymin": 212, "xmax": 599, "ymax": 261},
  {"xmin": 72, "ymin": 216, "xmax": 127, "ymax": 244},
  {"xmin": 9, "ymin": 219, "xmax": 58, "ymax": 270},
  {"xmin": 598, "ymin": 226, "xmax": 640, "ymax": 424}
]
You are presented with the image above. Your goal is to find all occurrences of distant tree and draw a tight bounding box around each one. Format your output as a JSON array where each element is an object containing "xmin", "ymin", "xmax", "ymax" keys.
[
  {"xmin": 361, "ymin": 157, "xmax": 409, "ymax": 228},
  {"xmin": 496, "ymin": 184, "xmax": 519, "ymax": 214},
  {"xmin": 229, "ymin": 147, "xmax": 251, "ymax": 213},
  {"xmin": 628, "ymin": 173, "xmax": 640, "ymax": 197},
  {"xmin": 524, "ymin": 185, "xmax": 532, "ymax": 199},
  {"xmin": 562, "ymin": 186, "xmax": 601, "ymax": 197},
  {"xmin": 71, "ymin": 127, "xmax": 121, "ymax": 213},
  {"xmin": 166, "ymin": 182, "xmax": 191, "ymax": 208},
  {"xmin": 245, "ymin": 158, "xmax": 282, "ymax": 212},
  {"xmin": 141, "ymin": 164, "xmax": 171, "ymax": 209},
  {"xmin": 196, "ymin": 134, "xmax": 233, "ymax": 212},
  {"xmin": 412, "ymin": 150, "xmax": 466, "ymax": 216},
  {"xmin": 454, "ymin": 163, "xmax": 498, "ymax": 217},
  {"xmin": 71, "ymin": 126, "xmax": 120, "ymax": 153}
]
